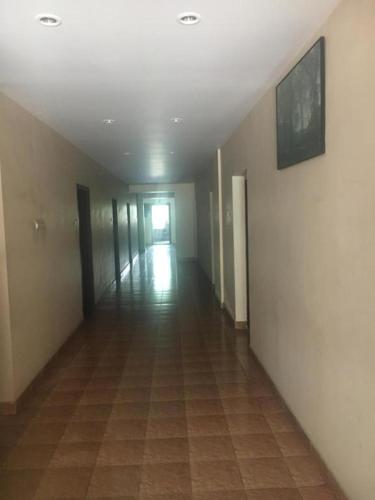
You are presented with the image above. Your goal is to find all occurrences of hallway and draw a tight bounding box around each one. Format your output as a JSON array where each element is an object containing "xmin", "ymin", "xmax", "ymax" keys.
[{"xmin": 0, "ymin": 246, "xmax": 337, "ymax": 499}]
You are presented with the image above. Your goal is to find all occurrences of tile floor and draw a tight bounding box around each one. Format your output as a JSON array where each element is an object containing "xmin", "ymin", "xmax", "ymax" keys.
[{"xmin": 0, "ymin": 245, "xmax": 339, "ymax": 499}]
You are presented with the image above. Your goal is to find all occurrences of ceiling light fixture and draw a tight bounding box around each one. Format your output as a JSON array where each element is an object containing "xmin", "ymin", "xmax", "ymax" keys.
[
  {"xmin": 102, "ymin": 119, "xmax": 115, "ymax": 125},
  {"xmin": 124, "ymin": 152, "xmax": 131, "ymax": 156},
  {"xmin": 170, "ymin": 151, "xmax": 175, "ymax": 155},
  {"xmin": 170, "ymin": 117, "xmax": 184, "ymax": 124},
  {"xmin": 36, "ymin": 13, "xmax": 62, "ymax": 27},
  {"xmin": 178, "ymin": 12, "xmax": 201, "ymax": 25}
]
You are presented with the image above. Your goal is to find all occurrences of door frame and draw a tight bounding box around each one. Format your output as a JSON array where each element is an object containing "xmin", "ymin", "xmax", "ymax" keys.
[
  {"xmin": 151, "ymin": 203, "xmax": 171, "ymax": 245},
  {"xmin": 112, "ymin": 199, "xmax": 121, "ymax": 282}
]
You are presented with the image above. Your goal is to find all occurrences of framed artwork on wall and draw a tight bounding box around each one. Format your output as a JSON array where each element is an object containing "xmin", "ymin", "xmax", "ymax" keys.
[{"xmin": 276, "ymin": 37, "xmax": 326, "ymax": 169}]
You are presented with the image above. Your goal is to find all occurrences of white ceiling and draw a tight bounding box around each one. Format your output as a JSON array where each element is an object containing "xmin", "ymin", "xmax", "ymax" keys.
[{"xmin": 0, "ymin": 0, "xmax": 340, "ymax": 184}]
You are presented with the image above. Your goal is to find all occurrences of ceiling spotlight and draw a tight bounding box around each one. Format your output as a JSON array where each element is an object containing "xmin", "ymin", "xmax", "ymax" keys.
[
  {"xmin": 36, "ymin": 13, "xmax": 62, "ymax": 27},
  {"xmin": 170, "ymin": 117, "xmax": 184, "ymax": 124},
  {"xmin": 102, "ymin": 119, "xmax": 115, "ymax": 125},
  {"xmin": 178, "ymin": 12, "xmax": 201, "ymax": 25}
]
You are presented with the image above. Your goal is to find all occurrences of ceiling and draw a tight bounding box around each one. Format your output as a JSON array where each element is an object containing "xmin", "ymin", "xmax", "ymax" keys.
[{"xmin": 0, "ymin": 0, "xmax": 340, "ymax": 184}]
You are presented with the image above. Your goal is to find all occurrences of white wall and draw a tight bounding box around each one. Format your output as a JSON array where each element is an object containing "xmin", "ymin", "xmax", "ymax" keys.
[
  {"xmin": 130, "ymin": 183, "xmax": 197, "ymax": 260},
  {"xmin": 196, "ymin": 1, "xmax": 375, "ymax": 498},
  {"xmin": 0, "ymin": 93, "xmax": 136, "ymax": 404}
]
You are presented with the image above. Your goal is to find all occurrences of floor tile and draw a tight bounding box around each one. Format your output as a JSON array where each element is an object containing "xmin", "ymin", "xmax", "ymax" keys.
[
  {"xmin": 286, "ymin": 457, "xmax": 327, "ymax": 487},
  {"xmin": 0, "ymin": 469, "xmax": 44, "ymax": 500},
  {"xmin": 187, "ymin": 415, "xmax": 229, "ymax": 436},
  {"xmin": 49, "ymin": 442, "xmax": 99, "ymax": 467},
  {"xmin": 232, "ymin": 433, "xmax": 282, "ymax": 459},
  {"xmin": 238, "ymin": 458, "xmax": 295, "ymax": 489},
  {"xmin": 190, "ymin": 460, "xmax": 243, "ymax": 492},
  {"xmin": 189, "ymin": 435, "xmax": 236, "ymax": 461},
  {"xmin": 96, "ymin": 440, "xmax": 145, "ymax": 466},
  {"xmin": 144, "ymin": 438, "xmax": 189, "ymax": 463},
  {"xmin": 35, "ymin": 467, "xmax": 92, "ymax": 498},
  {"xmin": 4, "ymin": 444, "xmax": 56, "ymax": 469},
  {"xmin": 87, "ymin": 465, "xmax": 142, "ymax": 497},
  {"xmin": 140, "ymin": 462, "xmax": 191, "ymax": 495}
]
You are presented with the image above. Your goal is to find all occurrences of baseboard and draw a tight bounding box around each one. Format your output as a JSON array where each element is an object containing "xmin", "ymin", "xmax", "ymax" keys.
[
  {"xmin": 234, "ymin": 320, "xmax": 248, "ymax": 330},
  {"xmin": 177, "ymin": 256, "xmax": 197, "ymax": 262},
  {"xmin": 244, "ymin": 348, "xmax": 348, "ymax": 500},
  {"xmin": 0, "ymin": 401, "xmax": 17, "ymax": 416}
]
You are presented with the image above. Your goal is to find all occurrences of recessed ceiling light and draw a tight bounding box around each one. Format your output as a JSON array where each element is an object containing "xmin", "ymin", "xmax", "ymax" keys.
[
  {"xmin": 102, "ymin": 119, "xmax": 115, "ymax": 125},
  {"xmin": 170, "ymin": 151, "xmax": 175, "ymax": 155},
  {"xmin": 36, "ymin": 13, "xmax": 62, "ymax": 27},
  {"xmin": 178, "ymin": 12, "xmax": 201, "ymax": 25},
  {"xmin": 124, "ymin": 152, "xmax": 131, "ymax": 156},
  {"xmin": 170, "ymin": 117, "xmax": 184, "ymax": 124}
]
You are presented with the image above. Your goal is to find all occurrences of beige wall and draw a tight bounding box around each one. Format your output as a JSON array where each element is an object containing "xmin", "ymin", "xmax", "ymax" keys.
[
  {"xmin": 196, "ymin": 1, "xmax": 375, "ymax": 498},
  {"xmin": 0, "ymin": 93, "xmax": 137, "ymax": 403}
]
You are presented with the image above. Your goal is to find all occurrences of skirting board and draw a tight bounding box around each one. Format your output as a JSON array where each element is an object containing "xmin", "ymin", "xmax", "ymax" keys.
[{"xmin": 224, "ymin": 302, "xmax": 248, "ymax": 331}]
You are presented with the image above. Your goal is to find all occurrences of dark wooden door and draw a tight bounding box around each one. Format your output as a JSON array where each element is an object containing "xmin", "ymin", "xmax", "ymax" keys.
[
  {"xmin": 77, "ymin": 185, "xmax": 95, "ymax": 318},
  {"xmin": 112, "ymin": 199, "xmax": 121, "ymax": 282}
]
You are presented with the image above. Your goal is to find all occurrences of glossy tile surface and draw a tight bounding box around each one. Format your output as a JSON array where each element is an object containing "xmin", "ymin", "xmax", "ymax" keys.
[{"xmin": 0, "ymin": 246, "xmax": 339, "ymax": 499}]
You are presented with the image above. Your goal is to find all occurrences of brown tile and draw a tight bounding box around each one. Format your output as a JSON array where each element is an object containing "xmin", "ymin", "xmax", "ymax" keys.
[
  {"xmin": 35, "ymin": 467, "xmax": 92, "ymax": 498},
  {"xmin": 147, "ymin": 417, "xmax": 188, "ymax": 439},
  {"xmin": 184, "ymin": 385, "xmax": 220, "ymax": 400},
  {"xmin": 141, "ymin": 493, "xmax": 192, "ymax": 500},
  {"xmin": 226, "ymin": 414, "xmax": 271, "ymax": 435},
  {"xmin": 222, "ymin": 398, "xmax": 261, "ymax": 415},
  {"xmin": 286, "ymin": 457, "xmax": 327, "ymax": 487},
  {"xmin": 4, "ymin": 444, "xmax": 56, "ymax": 469},
  {"xmin": 190, "ymin": 460, "xmax": 243, "ymax": 492},
  {"xmin": 232, "ymin": 434, "xmax": 281, "ymax": 459},
  {"xmin": 187, "ymin": 415, "xmax": 229, "ymax": 436},
  {"xmin": 116, "ymin": 388, "xmax": 151, "ymax": 403},
  {"xmin": 152, "ymin": 375, "xmax": 184, "ymax": 387},
  {"xmin": 246, "ymin": 489, "xmax": 302, "ymax": 499},
  {"xmin": 61, "ymin": 421, "xmax": 106, "ymax": 442},
  {"xmin": 0, "ymin": 425, "xmax": 26, "ymax": 447},
  {"xmin": 238, "ymin": 458, "xmax": 295, "ymax": 489},
  {"xmin": 0, "ymin": 469, "xmax": 44, "ymax": 500},
  {"xmin": 185, "ymin": 399, "xmax": 223, "ymax": 416},
  {"xmin": 35, "ymin": 405, "xmax": 76, "ymax": 422},
  {"xmin": 265, "ymin": 412, "xmax": 296, "ymax": 433},
  {"xmin": 44, "ymin": 390, "xmax": 84, "ymax": 406},
  {"xmin": 217, "ymin": 384, "xmax": 252, "ymax": 398},
  {"xmin": 193, "ymin": 491, "xmax": 247, "ymax": 500},
  {"xmin": 299, "ymin": 485, "xmax": 338, "ymax": 499},
  {"xmin": 183, "ymin": 373, "xmax": 216, "ymax": 385},
  {"xmin": 189, "ymin": 435, "xmax": 236, "ymax": 461},
  {"xmin": 144, "ymin": 438, "xmax": 189, "ymax": 463},
  {"xmin": 150, "ymin": 387, "xmax": 185, "ymax": 401},
  {"xmin": 50, "ymin": 442, "xmax": 99, "ymax": 467},
  {"xmin": 111, "ymin": 402, "xmax": 150, "ymax": 419},
  {"xmin": 140, "ymin": 462, "xmax": 191, "ymax": 495},
  {"xmin": 20, "ymin": 423, "xmax": 67, "ymax": 445},
  {"xmin": 275, "ymin": 432, "xmax": 312, "ymax": 457},
  {"xmin": 259, "ymin": 398, "xmax": 287, "ymax": 414},
  {"xmin": 104, "ymin": 419, "xmax": 148, "ymax": 440},
  {"xmin": 72, "ymin": 404, "xmax": 113, "ymax": 421},
  {"xmin": 149, "ymin": 401, "xmax": 186, "ymax": 419},
  {"xmin": 80, "ymin": 389, "xmax": 118, "ymax": 405},
  {"xmin": 96, "ymin": 440, "xmax": 145, "ymax": 466},
  {"xmin": 87, "ymin": 465, "xmax": 141, "ymax": 497}
]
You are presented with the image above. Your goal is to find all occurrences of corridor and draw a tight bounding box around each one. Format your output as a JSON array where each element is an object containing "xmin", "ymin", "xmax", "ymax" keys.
[{"xmin": 0, "ymin": 246, "xmax": 337, "ymax": 499}]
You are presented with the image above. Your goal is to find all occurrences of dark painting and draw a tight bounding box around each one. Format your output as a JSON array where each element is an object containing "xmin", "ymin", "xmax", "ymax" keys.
[{"xmin": 276, "ymin": 37, "xmax": 325, "ymax": 169}]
